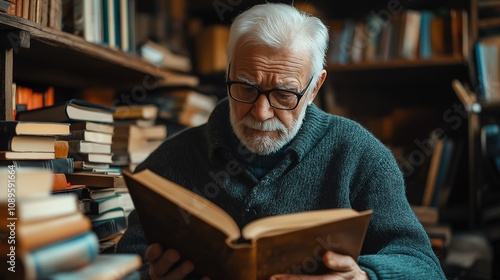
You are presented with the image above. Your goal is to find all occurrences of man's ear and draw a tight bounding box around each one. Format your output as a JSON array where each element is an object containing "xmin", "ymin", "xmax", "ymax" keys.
[{"xmin": 307, "ymin": 69, "xmax": 327, "ymax": 105}]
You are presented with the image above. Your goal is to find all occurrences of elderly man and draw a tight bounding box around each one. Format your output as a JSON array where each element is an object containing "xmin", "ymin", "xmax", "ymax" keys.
[{"xmin": 117, "ymin": 3, "xmax": 446, "ymax": 280}]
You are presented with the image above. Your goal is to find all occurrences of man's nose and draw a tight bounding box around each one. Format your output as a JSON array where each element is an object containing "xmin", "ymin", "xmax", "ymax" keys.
[{"xmin": 251, "ymin": 94, "xmax": 274, "ymax": 122}]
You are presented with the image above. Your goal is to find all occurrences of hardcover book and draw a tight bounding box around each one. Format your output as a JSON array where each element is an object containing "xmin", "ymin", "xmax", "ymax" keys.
[
  {"xmin": 58, "ymin": 129, "xmax": 113, "ymax": 144},
  {"xmin": 0, "ymin": 212, "xmax": 91, "ymax": 254},
  {"xmin": 123, "ymin": 169, "xmax": 372, "ymax": 280},
  {"xmin": 0, "ymin": 121, "xmax": 70, "ymax": 136},
  {"xmin": 48, "ymin": 253, "xmax": 141, "ymax": 280},
  {"xmin": 67, "ymin": 140, "xmax": 112, "ymax": 154},
  {"xmin": 0, "ymin": 167, "xmax": 54, "ymax": 199},
  {"xmin": 0, "ymin": 151, "xmax": 55, "ymax": 160},
  {"xmin": 0, "ymin": 231, "xmax": 99, "ymax": 280},
  {"xmin": 16, "ymin": 99, "xmax": 115, "ymax": 124},
  {"xmin": 65, "ymin": 172, "xmax": 125, "ymax": 188},
  {"xmin": 0, "ymin": 135, "xmax": 55, "ymax": 152},
  {"xmin": 2, "ymin": 158, "xmax": 75, "ymax": 174},
  {"xmin": 70, "ymin": 121, "xmax": 115, "ymax": 134}
]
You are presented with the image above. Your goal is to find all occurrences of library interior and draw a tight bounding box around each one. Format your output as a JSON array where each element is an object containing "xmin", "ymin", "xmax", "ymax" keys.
[{"xmin": 0, "ymin": 0, "xmax": 500, "ymax": 279}]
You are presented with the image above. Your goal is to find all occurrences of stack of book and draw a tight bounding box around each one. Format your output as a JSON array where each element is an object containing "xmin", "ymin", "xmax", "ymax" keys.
[
  {"xmin": 112, "ymin": 104, "xmax": 167, "ymax": 171},
  {"xmin": 0, "ymin": 167, "xmax": 142, "ymax": 279},
  {"xmin": 61, "ymin": 171, "xmax": 132, "ymax": 248},
  {"xmin": 65, "ymin": 121, "xmax": 115, "ymax": 171},
  {"xmin": 16, "ymin": 99, "xmax": 116, "ymax": 172},
  {"xmin": 143, "ymin": 87, "xmax": 218, "ymax": 128},
  {"xmin": 0, "ymin": 121, "xmax": 70, "ymax": 161},
  {"xmin": 0, "ymin": 121, "xmax": 75, "ymax": 192},
  {"xmin": 0, "ymin": 168, "xmax": 97, "ymax": 279}
]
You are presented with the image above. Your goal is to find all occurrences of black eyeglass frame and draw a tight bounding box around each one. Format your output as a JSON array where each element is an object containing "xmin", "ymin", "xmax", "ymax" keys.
[{"xmin": 226, "ymin": 64, "xmax": 314, "ymax": 110}]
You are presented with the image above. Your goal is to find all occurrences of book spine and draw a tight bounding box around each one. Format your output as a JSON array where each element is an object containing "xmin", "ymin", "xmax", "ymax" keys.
[
  {"xmin": 0, "ymin": 122, "xmax": 18, "ymax": 136},
  {"xmin": 52, "ymin": 188, "xmax": 85, "ymax": 200},
  {"xmin": 91, "ymin": 216, "xmax": 127, "ymax": 240},
  {"xmin": 0, "ymin": 137, "xmax": 13, "ymax": 151},
  {"xmin": 17, "ymin": 213, "xmax": 92, "ymax": 253},
  {"xmin": 7, "ymin": 158, "xmax": 74, "ymax": 174},
  {"xmin": 84, "ymin": 198, "xmax": 119, "ymax": 215},
  {"xmin": 22, "ymin": 231, "xmax": 99, "ymax": 279}
]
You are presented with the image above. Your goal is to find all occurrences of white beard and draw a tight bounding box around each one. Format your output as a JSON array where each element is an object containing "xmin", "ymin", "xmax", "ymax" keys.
[{"xmin": 230, "ymin": 99, "xmax": 309, "ymax": 155}]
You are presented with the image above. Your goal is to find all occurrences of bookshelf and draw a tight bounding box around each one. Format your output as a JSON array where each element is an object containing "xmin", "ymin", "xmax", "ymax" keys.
[{"xmin": 461, "ymin": 0, "xmax": 500, "ymax": 232}]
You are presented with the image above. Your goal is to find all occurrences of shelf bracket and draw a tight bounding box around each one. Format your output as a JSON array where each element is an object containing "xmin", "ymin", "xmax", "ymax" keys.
[
  {"xmin": 0, "ymin": 30, "xmax": 30, "ymax": 121},
  {"xmin": 0, "ymin": 29, "xmax": 30, "ymax": 50}
]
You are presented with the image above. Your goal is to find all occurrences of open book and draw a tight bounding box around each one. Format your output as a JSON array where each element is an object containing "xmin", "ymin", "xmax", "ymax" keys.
[{"xmin": 123, "ymin": 169, "xmax": 372, "ymax": 280}]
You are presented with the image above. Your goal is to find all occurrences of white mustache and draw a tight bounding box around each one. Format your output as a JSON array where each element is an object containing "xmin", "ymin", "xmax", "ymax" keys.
[{"xmin": 240, "ymin": 116, "xmax": 287, "ymax": 133}]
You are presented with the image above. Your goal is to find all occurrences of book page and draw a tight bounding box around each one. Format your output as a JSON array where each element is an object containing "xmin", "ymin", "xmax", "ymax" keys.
[
  {"xmin": 242, "ymin": 209, "xmax": 371, "ymax": 240},
  {"xmin": 254, "ymin": 211, "xmax": 372, "ymax": 279}
]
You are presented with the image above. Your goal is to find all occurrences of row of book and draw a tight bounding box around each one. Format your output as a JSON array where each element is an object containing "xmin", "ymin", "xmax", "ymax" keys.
[
  {"xmin": 0, "ymin": 168, "xmax": 141, "ymax": 279},
  {"xmin": 66, "ymin": 0, "xmax": 137, "ymax": 53},
  {"xmin": 327, "ymin": 8, "xmax": 467, "ymax": 64},
  {"xmin": 0, "ymin": 0, "xmax": 61, "ymax": 29},
  {"xmin": 11, "ymin": 83, "xmax": 54, "ymax": 120},
  {"xmin": 1, "ymin": 0, "xmax": 137, "ymax": 53},
  {"xmin": 475, "ymin": 36, "xmax": 500, "ymax": 103}
]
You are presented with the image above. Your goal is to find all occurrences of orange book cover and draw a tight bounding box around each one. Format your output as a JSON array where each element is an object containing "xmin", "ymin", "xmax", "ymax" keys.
[
  {"xmin": 52, "ymin": 173, "xmax": 70, "ymax": 191},
  {"xmin": 54, "ymin": 140, "xmax": 69, "ymax": 158}
]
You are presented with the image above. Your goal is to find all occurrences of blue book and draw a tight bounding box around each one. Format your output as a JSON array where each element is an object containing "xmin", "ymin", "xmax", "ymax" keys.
[
  {"xmin": 49, "ymin": 254, "xmax": 141, "ymax": 280},
  {"xmin": 419, "ymin": 11, "xmax": 432, "ymax": 59},
  {"xmin": 83, "ymin": 193, "xmax": 122, "ymax": 215},
  {"xmin": 89, "ymin": 208, "xmax": 128, "ymax": 240},
  {"xmin": 338, "ymin": 19, "xmax": 355, "ymax": 64},
  {"xmin": 16, "ymin": 232, "xmax": 99, "ymax": 279},
  {"xmin": 475, "ymin": 42, "xmax": 499, "ymax": 101},
  {"xmin": 101, "ymin": 0, "xmax": 110, "ymax": 45},
  {"xmin": 2, "ymin": 158, "xmax": 75, "ymax": 174},
  {"xmin": 430, "ymin": 139, "xmax": 455, "ymax": 207}
]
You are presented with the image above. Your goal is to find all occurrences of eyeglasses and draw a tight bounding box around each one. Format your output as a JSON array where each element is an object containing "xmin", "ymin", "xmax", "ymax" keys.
[{"xmin": 226, "ymin": 64, "xmax": 314, "ymax": 110}]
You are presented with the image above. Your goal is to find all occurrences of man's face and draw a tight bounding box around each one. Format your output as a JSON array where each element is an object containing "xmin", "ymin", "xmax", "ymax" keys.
[{"xmin": 228, "ymin": 44, "xmax": 320, "ymax": 155}]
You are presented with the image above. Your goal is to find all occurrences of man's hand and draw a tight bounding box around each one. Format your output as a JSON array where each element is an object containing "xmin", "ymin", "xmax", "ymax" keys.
[
  {"xmin": 145, "ymin": 243, "xmax": 202, "ymax": 280},
  {"xmin": 270, "ymin": 251, "xmax": 369, "ymax": 280}
]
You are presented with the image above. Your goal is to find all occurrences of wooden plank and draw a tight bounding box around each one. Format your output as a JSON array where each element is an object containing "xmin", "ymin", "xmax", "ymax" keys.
[{"xmin": 0, "ymin": 48, "xmax": 14, "ymax": 121}]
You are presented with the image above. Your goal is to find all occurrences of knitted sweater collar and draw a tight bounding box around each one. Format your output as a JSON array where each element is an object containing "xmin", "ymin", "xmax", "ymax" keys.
[{"xmin": 206, "ymin": 98, "xmax": 331, "ymax": 164}]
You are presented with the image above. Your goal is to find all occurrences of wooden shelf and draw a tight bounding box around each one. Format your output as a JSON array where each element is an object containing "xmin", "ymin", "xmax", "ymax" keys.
[
  {"xmin": 328, "ymin": 56, "xmax": 466, "ymax": 71},
  {"xmin": 0, "ymin": 13, "xmax": 185, "ymax": 90},
  {"xmin": 478, "ymin": 18, "xmax": 500, "ymax": 30},
  {"xmin": 477, "ymin": 0, "xmax": 500, "ymax": 8},
  {"xmin": 327, "ymin": 57, "xmax": 468, "ymax": 86}
]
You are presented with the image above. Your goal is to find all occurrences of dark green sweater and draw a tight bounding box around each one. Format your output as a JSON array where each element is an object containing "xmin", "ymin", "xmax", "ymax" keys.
[{"xmin": 117, "ymin": 98, "xmax": 446, "ymax": 279}]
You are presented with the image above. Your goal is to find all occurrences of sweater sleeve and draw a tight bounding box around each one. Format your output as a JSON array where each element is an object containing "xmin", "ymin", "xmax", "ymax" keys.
[
  {"xmin": 116, "ymin": 210, "xmax": 151, "ymax": 279},
  {"xmin": 353, "ymin": 149, "xmax": 447, "ymax": 279}
]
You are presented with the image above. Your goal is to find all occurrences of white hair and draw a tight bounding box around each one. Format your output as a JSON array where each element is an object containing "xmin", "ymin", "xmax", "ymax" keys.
[{"xmin": 226, "ymin": 3, "xmax": 329, "ymax": 83}]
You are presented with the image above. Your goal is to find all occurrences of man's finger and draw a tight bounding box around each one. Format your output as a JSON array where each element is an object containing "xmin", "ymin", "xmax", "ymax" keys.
[
  {"xmin": 145, "ymin": 243, "xmax": 164, "ymax": 262},
  {"xmin": 153, "ymin": 249, "xmax": 181, "ymax": 277},
  {"xmin": 323, "ymin": 251, "xmax": 357, "ymax": 271}
]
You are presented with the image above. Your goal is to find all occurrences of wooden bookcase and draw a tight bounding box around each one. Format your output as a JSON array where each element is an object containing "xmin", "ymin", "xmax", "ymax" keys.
[{"xmin": 460, "ymin": 0, "xmax": 500, "ymax": 241}]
